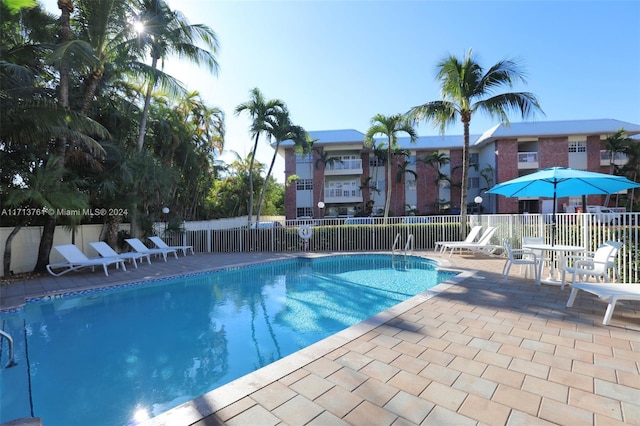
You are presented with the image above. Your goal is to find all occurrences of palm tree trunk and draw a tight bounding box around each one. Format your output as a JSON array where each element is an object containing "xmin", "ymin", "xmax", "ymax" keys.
[
  {"xmin": 247, "ymin": 133, "xmax": 260, "ymax": 225},
  {"xmin": 35, "ymin": 0, "xmax": 73, "ymax": 273},
  {"xmin": 80, "ymin": 73, "xmax": 100, "ymax": 115},
  {"xmin": 34, "ymin": 215, "xmax": 56, "ymax": 273},
  {"xmin": 131, "ymin": 57, "xmax": 159, "ymax": 238},
  {"xmin": 3, "ymin": 224, "xmax": 23, "ymax": 277},
  {"xmin": 106, "ymin": 214, "xmax": 121, "ymax": 249},
  {"xmin": 137, "ymin": 56, "xmax": 159, "ymax": 152},
  {"xmin": 460, "ymin": 119, "xmax": 470, "ymax": 239},
  {"xmin": 256, "ymin": 144, "xmax": 279, "ymax": 223},
  {"xmin": 384, "ymin": 146, "xmax": 392, "ymax": 222}
]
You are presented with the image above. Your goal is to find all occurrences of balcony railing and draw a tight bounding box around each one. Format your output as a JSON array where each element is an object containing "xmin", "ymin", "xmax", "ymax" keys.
[
  {"xmin": 324, "ymin": 188, "xmax": 363, "ymax": 203},
  {"xmin": 600, "ymin": 150, "xmax": 628, "ymax": 166},
  {"xmin": 325, "ymin": 159, "xmax": 363, "ymax": 175},
  {"xmin": 517, "ymin": 152, "xmax": 538, "ymax": 169}
]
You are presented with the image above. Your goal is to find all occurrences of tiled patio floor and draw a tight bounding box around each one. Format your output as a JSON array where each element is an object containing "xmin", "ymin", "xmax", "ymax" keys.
[{"xmin": 1, "ymin": 251, "xmax": 639, "ymax": 426}]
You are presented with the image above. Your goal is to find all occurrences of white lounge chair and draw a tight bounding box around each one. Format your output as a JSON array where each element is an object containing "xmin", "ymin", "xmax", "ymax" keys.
[
  {"xmin": 434, "ymin": 225, "xmax": 482, "ymax": 253},
  {"xmin": 125, "ymin": 238, "xmax": 178, "ymax": 262},
  {"xmin": 149, "ymin": 236, "xmax": 194, "ymax": 256},
  {"xmin": 441, "ymin": 226, "xmax": 501, "ymax": 257},
  {"xmin": 502, "ymin": 238, "xmax": 539, "ymax": 282},
  {"xmin": 560, "ymin": 241, "xmax": 621, "ymax": 290},
  {"xmin": 46, "ymin": 244, "xmax": 126, "ymax": 277},
  {"xmin": 89, "ymin": 241, "xmax": 151, "ymax": 268},
  {"xmin": 566, "ymin": 282, "xmax": 640, "ymax": 325}
]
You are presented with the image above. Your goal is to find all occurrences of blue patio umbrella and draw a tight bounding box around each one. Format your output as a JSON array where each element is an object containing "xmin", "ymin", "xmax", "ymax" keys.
[{"xmin": 486, "ymin": 167, "xmax": 640, "ymax": 245}]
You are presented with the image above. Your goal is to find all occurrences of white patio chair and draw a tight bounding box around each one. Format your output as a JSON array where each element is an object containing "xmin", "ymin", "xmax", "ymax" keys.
[
  {"xmin": 149, "ymin": 236, "xmax": 194, "ymax": 256},
  {"xmin": 125, "ymin": 238, "xmax": 178, "ymax": 262},
  {"xmin": 46, "ymin": 244, "xmax": 126, "ymax": 277},
  {"xmin": 441, "ymin": 226, "xmax": 500, "ymax": 257},
  {"xmin": 502, "ymin": 238, "xmax": 539, "ymax": 282},
  {"xmin": 566, "ymin": 282, "xmax": 640, "ymax": 325},
  {"xmin": 560, "ymin": 241, "xmax": 622, "ymax": 290},
  {"xmin": 522, "ymin": 236, "xmax": 550, "ymax": 277},
  {"xmin": 90, "ymin": 241, "xmax": 151, "ymax": 268},
  {"xmin": 434, "ymin": 225, "xmax": 482, "ymax": 253}
]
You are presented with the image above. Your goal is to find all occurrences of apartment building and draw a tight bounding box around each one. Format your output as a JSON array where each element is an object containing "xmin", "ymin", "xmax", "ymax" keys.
[{"xmin": 277, "ymin": 119, "xmax": 640, "ymax": 220}]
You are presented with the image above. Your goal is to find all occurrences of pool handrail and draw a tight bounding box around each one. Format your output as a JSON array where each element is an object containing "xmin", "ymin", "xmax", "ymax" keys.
[{"xmin": 0, "ymin": 330, "xmax": 16, "ymax": 368}]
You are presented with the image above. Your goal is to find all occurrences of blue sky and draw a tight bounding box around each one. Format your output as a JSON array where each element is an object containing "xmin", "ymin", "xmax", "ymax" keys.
[{"xmin": 42, "ymin": 0, "xmax": 640, "ymax": 181}]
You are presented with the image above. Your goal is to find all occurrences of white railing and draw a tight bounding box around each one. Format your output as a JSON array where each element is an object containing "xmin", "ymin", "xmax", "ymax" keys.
[
  {"xmin": 2, "ymin": 213, "xmax": 639, "ymax": 283},
  {"xmin": 600, "ymin": 150, "xmax": 628, "ymax": 166},
  {"xmin": 325, "ymin": 158, "xmax": 362, "ymax": 172},
  {"xmin": 517, "ymin": 152, "xmax": 539, "ymax": 168},
  {"xmin": 324, "ymin": 189, "xmax": 362, "ymax": 199}
]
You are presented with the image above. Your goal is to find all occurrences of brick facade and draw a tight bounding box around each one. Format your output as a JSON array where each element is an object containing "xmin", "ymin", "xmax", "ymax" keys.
[
  {"xmin": 360, "ymin": 151, "xmax": 371, "ymax": 210},
  {"xmin": 415, "ymin": 151, "xmax": 439, "ymax": 214},
  {"xmin": 284, "ymin": 147, "xmax": 297, "ymax": 219},
  {"xmin": 449, "ymin": 150, "xmax": 463, "ymax": 211},
  {"xmin": 312, "ymin": 149, "xmax": 324, "ymax": 217},
  {"xmin": 494, "ymin": 138, "xmax": 519, "ymax": 213},
  {"xmin": 389, "ymin": 155, "xmax": 405, "ymax": 216},
  {"xmin": 281, "ymin": 121, "xmax": 639, "ymax": 219}
]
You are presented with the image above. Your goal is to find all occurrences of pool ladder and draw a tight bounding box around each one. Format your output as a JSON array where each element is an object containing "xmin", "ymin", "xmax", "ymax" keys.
[
  {"xmin": 0, "ymin": 330, "xmax": 17, "ymax": 368},
  {"xmin": 392, "ymin": 233, "xmax": 414, "ymax": 259}
]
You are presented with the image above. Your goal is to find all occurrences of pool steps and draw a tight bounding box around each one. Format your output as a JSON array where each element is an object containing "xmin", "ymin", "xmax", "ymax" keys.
[
  {"xmin": 392, "ymin": 233, "xmax": 414, "ymax": 258},
  {"xmin": 0, "ymin": 330, "xmax": 16, "ymax": 368}
]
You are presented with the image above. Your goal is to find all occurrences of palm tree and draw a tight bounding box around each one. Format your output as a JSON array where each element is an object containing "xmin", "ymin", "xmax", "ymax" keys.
[
  {"xmin": 313, "ymin": 147, "xmax": 342, "ymax": 206},
  {"xmin": 605, "ymin": 128, "xmax": 633, "ymax": 175},
  {"xmin": 364, "ymin": 113, "xmax": 417, "ymax": 221},
  {"xmin": 407, "ymin": 49, "xmax": 543, "ymax": 237},
  {"xmin": 3, "ymin": 157, "xmax": 88, "ymax": 277},
  {"xmin": 133, "ymin": 0, "xmax": 219, "ymax": 152},
  {"xmin": 126, "ymin": 0, "xmax": 218, "ymax": 236},
  {"xmin": 68, "ymin": 0, "xmax": 132, "ymax": 116},
  {"xmin": 603, "ymin": 129, "xmax": 633, "ymax": 207},
  {"xmin": 421, "ymin": 151, "xmax": 451, "ymax": 193},
  {"xmin": 256, "ymin": 108, "xmax": 309, "ymax": 223},
  {"xmin": 620, "ymin": 141, "xmax": 640, "ymax": 211},
  {"xmin": 235, "ymin": 88, "xmax": 285, "ymax": 225}
]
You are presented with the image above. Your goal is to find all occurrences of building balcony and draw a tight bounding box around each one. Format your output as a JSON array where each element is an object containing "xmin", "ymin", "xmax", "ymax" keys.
[
  {"xmin": 324, "ymin": 159, "xmax": 363, "ymax": 175},
  {"xmin": 518, "ymin": 151, "xmax": 539, "ymax": 169},
  {"xmin": 324, "ymin": 189, "xmax": 363, "ymax": 204},
  {"xmin": 600, "ymin": 150, "xmax": 628, "ymax": 166}
]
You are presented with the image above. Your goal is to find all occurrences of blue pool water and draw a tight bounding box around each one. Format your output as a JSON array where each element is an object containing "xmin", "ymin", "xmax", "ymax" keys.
[{"xmin": 0, "ymin": 254, "xmax": 456, "ymax": 426}]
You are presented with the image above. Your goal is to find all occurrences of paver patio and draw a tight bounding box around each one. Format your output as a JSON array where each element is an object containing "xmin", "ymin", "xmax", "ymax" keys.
[{"xmin": 1, "ymin": 250, "xmax": 639, "ymax": 426}]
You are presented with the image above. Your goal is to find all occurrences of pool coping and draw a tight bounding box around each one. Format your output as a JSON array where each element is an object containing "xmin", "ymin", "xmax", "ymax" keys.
[{"xmin": 141, "ymin": 256, "xmax": 470, "ymax": 426}]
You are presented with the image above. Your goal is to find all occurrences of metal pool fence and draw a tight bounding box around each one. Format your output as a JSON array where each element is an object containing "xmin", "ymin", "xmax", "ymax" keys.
[
  {"xmin": 161, "ymin": 213, "xmax": 640, "ymax": 283},
  {"xmin": 1, "ymin": 213, "xmax": 638, "ymax": 282}
]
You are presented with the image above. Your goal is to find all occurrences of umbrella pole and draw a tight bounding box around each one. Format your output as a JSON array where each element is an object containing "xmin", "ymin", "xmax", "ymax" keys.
[
  {"xmin": 552, "ymin": 189, "xmax": 557, "ymax": 247},
  {"xmin": 549, "ymin": 188, "xmax": 557, "ymax": 280}
]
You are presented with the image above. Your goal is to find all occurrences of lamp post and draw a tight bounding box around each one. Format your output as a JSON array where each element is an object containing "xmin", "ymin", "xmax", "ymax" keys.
[
  {"xmin": 162, "ymin": 206, "xmax": 170, "ymax": 235},
  {"xmin": 317, "ymin": 201, "xmax": 325, "ymax": 221},
  {"xmin": 474, "ymin": 196, "xmax": 483, "ymax": 223}
]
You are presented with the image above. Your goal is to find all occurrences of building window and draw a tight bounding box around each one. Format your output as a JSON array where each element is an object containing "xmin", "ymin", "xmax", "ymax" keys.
[
  {"xmin": 372, "ymin": 180, "xmax": 385, "ymax": 192},
  {"xmin": 408, "ymin": 155, "xmax": 417, "ymax": 166},
  {"xmin": 296, "ymin": 179, "xmax": 313, "ymax": 190},
  {"xmin": 470, "ymin": 152, "xmax": 479, "ymax": 165},
  {"xmin": 296, "ymin": 207, "xmax": 313, "ymax": 218},
  {"xmin": 568, "ymin": 141, "xmax": 586, "ymax": 153},
  {"xmin": 468, "ymin": 177, "xmax": 480, "ymax": 189},
  {"xmin": 295, "ymin": 153, "xmax": 312, "ymax": 163},
  {"xmin": 369, "ymin": 156, "xmax": 385, "ymax": 167},
  {"xmin": 406, "ymin": 179, "xmax": 417, "ymax": 191}
]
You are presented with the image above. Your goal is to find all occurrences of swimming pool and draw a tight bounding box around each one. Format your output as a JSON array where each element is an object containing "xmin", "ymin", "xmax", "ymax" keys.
[{"xmin": 0, "ymin": 254, "xmax": 456, "ymax": 426}]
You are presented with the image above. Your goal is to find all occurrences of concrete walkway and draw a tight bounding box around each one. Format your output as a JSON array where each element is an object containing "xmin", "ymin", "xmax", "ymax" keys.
[{"xmin": 1, "ymin": 251, "xmax": 639, "ymax": 425}]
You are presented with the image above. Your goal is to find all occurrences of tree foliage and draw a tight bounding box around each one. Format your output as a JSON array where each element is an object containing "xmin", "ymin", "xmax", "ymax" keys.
[
  {"xmin": 407, "ymin": 49, "xmax": 543, "ymax": 237},
  {"xmin": 0, "ymin": 0, "xmax": 294, "ymax": 273}
]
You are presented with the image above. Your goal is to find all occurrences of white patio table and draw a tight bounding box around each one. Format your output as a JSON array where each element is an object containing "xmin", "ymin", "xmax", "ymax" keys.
[{"xmin": 521, "ymin": 243, "xmax": 586, "ymax": 286}]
